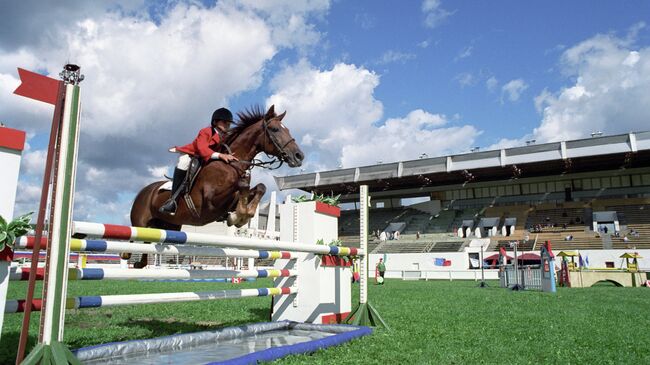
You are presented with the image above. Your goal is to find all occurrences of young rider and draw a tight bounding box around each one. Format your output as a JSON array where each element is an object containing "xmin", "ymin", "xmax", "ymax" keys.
[{"xmin": 159, "ymin": 107, "xmax": 239, "ymax": 215}]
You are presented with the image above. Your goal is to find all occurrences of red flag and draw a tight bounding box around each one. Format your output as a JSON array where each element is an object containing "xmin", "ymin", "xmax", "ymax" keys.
[
  {"xmin": 13, "ymin": 68, "xmax": 60, "ymax": 105},
  {"xmin": 443, "ymin": 259, "xmax": 452, "ymax": 267}
]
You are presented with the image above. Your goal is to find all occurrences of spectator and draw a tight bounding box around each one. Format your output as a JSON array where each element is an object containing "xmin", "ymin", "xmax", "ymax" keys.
[
  {"xmin": 351, "ymin": 258, "xmax": 360, "ymax": 284},
  {"xmin": 623, "ymin": 235, "xmax": 629, "ymax": 243},
  {"xmin": 379, "ymin": 231, "xmax": 387, "ymax": 242},
  {"xmin": 376, "ymin": 258, "xmax": 386, "ymax": 285},
  {"xmin": 565, "ymin": 235, "xmax": 573, "ymax": 241},
  {"xmin": 416, "ymin": 231, "xmax": 420, "ymax": 240},
  {"xmin": 604, "ymin": 226, "xmax": 608, "ymax": 234},
  {"xmin": 394, "ymin": 230, "xmax": 400, "ymax": 240}
]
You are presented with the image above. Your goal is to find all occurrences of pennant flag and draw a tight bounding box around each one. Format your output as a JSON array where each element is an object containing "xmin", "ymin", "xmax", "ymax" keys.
[
  {"xmin": 13, "ymin": 68, "xmax": 60, "ymax": 105},
  {"xmin": 579, "ymin": 254, "xmax": 584, "ymax": 267},
  {"xmin": 469, "ymin": 257, "xmax": 480, "ymax": 268},
  {"xmin": 585, "ymin": 255, "xmax": 589, "ymax": 268},
  {"xmin": 443, "ymin": 259, "xmax": 452, "ymax": 267},
  {"xmin": 434, "ymin": 258, "xmax": 445, "ymax": 266}
]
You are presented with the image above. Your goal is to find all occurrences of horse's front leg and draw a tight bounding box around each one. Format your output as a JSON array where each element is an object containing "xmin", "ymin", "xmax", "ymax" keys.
[
  {"xmin": 227, "ymin": 178, "xmax": 251, "ymax": 227},
  {"xmin": 246, "ymin": 183, "xmax": 267, "ymax": 218}
]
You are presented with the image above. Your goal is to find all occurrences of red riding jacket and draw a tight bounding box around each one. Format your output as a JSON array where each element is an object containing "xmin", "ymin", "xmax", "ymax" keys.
[{"xmin": 174, "ymin": 127, "xmax": 222, "ymax": 162}]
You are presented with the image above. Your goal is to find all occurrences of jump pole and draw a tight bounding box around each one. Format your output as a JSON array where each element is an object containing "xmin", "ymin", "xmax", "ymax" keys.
[
  {"xmin": 345, "ymin": 185, "xmax": 388, "ymax": 328},
  {"xmin": 16, "ymin": 237, "xmax": 296, "ymax": 260}
]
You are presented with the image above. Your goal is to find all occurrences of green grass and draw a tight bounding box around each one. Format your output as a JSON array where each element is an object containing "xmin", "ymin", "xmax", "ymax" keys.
[{"xmin": 2, "ymin": 279, "xmax": 649, "ymax": 364}]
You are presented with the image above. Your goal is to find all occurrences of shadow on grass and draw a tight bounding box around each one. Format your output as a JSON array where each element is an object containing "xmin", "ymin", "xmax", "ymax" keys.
[
  {"xmin": 113, "ymin": 306, "xmax": 273, "ymax": 340},
  {"xmin": 0, "ymin": 331, "xmax": 38, "ymax": 364}
]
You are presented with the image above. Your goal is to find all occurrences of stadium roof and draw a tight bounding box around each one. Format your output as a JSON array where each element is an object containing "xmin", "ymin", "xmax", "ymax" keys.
[{"xmin": 274, "ymin": 131, "xmax": 650, "ymax": 199}]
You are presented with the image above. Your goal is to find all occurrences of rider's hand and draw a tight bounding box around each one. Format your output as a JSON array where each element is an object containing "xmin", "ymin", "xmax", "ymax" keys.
[{"xmin": 221, "ymin": 153, "xmax": 239, "ymax": 163}]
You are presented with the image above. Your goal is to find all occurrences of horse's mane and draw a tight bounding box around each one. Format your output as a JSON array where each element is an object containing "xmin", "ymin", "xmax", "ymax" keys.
[{"xmin": 225, "ymin": 105, "xmax": 275, "ymax": 144}]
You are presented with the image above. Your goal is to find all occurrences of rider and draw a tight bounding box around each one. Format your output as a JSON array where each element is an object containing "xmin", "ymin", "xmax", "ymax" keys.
[{"xmin": 159, "ymin": 107, "xmax": 239, "ymax": 215}]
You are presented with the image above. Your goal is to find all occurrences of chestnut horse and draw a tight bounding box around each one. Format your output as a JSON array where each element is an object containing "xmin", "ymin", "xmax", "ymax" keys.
[{"xmin": 126, "ymin": 105, "xmax": 304, "ymax": 267}]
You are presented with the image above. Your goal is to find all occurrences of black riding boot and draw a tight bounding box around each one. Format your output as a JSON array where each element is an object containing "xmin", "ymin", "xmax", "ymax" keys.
[{"xmin": 159, "ymin": 168, "xmax": 187, "ymax": 215}]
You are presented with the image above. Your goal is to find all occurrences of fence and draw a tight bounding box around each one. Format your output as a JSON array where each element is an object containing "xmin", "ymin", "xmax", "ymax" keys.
[{"xmin": 501, "ymin": 265, "xmax": 542, "ymax": 290}]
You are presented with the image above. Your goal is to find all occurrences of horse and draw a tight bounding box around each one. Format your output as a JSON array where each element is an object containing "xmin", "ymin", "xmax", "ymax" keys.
[{"xmin": 125, "ymin": 105, "xmax": 304, "ymax": 268}]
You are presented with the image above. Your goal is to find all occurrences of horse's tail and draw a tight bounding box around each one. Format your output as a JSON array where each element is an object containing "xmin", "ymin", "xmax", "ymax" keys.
[{"xmin": 130, "ymin": 181, "xmax": 166, "ymax": 227}]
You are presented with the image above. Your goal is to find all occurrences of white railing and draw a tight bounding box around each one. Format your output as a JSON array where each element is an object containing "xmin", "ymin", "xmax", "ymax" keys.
[{"xmin": 381, "ymin": 270, "xmax": 500, "ymax": 281}]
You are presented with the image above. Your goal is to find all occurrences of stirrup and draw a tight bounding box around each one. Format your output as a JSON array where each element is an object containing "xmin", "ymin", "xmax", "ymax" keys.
[{"xmin": 159, "ymin": 199, "xmax": 177, "ymax": 215}]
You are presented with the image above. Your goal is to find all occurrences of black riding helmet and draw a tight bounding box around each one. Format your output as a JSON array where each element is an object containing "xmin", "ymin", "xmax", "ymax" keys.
[{"xmin": 211, "ymin": 107, "xmax": 233, "ymax": 126}]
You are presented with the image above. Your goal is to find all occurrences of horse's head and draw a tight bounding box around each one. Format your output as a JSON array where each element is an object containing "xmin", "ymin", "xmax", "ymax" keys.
[{"xmin": 258, "ymin": 105, "xmax": 304, "ymax": 167}]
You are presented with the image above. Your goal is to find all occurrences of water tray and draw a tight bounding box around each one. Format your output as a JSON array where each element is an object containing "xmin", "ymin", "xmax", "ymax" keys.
[{"xmin": 74, "ymin": 321, "xmax": 371, "ymax": 364}]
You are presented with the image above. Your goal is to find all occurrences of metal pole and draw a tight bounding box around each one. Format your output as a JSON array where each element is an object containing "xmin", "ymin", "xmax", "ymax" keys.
[
  {"xmin": 478, "ymin": 243, "xmax": 488, "ymax": 288},
  {"xmin": 511, "ymin": 240, "xmax": 523, "ymax": 290}
]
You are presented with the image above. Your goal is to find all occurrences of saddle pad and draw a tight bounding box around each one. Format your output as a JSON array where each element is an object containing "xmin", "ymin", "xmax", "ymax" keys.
[{"xmin": 159, "ymin": 181, "xmax": 172, "ymax": 191}]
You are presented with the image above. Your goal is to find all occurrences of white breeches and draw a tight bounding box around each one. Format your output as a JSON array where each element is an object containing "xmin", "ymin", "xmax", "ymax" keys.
[{"xmin": 176, "ymin": 154, "xmax": 192, "ymax": 171}]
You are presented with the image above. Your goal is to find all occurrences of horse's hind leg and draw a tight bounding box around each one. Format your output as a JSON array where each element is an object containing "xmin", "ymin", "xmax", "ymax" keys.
[{"xmin": 127, "ymin": 182, "xmax": 172, "ymax": 268}]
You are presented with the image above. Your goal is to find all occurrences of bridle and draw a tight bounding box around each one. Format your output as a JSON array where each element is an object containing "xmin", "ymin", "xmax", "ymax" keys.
[{"xmin": 224, "ymin": 117, "xmax": 296, "ymax": 173}]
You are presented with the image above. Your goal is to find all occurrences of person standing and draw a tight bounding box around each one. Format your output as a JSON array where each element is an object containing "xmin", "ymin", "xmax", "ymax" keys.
[{"xmin": 376, "ymin": 258, "xmax": 386, "ymax": 285}]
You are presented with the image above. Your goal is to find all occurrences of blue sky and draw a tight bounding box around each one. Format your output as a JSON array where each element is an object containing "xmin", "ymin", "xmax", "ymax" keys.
[{"xmin": 1, "ymin": 0, "xmax": 649, "ymax": 223}]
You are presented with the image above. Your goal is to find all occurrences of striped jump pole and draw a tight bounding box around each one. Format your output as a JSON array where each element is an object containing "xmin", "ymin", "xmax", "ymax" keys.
[
  {"xmin": 9, "ymin": 267, "xmax": 297, "ymax": 281},
  {"xmin": 72, "ymin": 221, "xmax": 364, "ymax": 257},
  {"xmin": 15, "ymin": 237, "xmax": 295, "ymax": 260},
  {"xmin": 5, "ymin": 287, "xmax": 296, "ymax": 313}
]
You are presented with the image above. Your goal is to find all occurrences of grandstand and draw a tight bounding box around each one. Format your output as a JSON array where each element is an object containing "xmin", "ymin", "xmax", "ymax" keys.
[{"xmin": 276, "ymin": 131, "xmax": 650, "ymax": 255}]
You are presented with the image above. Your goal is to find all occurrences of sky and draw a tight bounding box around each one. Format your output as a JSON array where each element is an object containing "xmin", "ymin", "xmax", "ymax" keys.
[{"xmin": 1, "ymin": 0, "xmax": 650, "ymax": 224}]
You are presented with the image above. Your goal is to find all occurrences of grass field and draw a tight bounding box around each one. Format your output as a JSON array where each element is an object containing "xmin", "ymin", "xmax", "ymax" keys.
[{"xmin": 2, "ymin": 279, "xmax": 649, "ymax": 364}]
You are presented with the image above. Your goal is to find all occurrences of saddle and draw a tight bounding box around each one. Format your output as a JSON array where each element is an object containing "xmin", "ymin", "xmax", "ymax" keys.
[
  {"xmin": 165, "ymin": 156, "xmax": 202, "ymax": 218},
  {"xmin": 167, "ymin": 154, "xmax": 249, "ymax": 220}
]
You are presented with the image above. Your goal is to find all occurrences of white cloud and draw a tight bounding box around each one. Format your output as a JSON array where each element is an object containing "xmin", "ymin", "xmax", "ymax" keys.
[
  {"xmin": 421, "ymin": 0, "xmax": 453, "ymax": 29},
  {"xmin": 486, "ymin": 76, "xmax": 498, "ymax": 92},
  {"xmin": 456, "ymin": 45, "xmax": 473, "ymax": 60},
  {"xmin": 341, "ymin": 111, "xmax": 480, "ymax": 167},
  {"xmin": 267, "ymin": 59, "xmax": 383, "ymax": 162},
  {"xmin": 20, "ymin": 149, "xmax": 47, "ymax": 175},
  {"xmin": 0, "ymin": 1, "xmax": 331, "ymax": 223},
  {"xmin": 377, "ymin": 50, "xmax": 416, "ymax": 65},
  {"xmin": 455, "ymin": 72, "xmax": 475, "ymax": 88},
  {"xmin": 501, "ymin": 78, "xmax": 528, "ymax": 102},
  {"xmin": 533, "ymin": 30, "xmax": 650, "ymax": 142},
  {"xmin": 268, "ymin": 60, "xmax": 481, "ymax": 168}
]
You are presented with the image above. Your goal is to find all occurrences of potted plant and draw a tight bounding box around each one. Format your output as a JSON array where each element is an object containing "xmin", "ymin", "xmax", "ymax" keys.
[{"xmin": 0, "ymin": 212, "xmax": 33, "ymax": 261}]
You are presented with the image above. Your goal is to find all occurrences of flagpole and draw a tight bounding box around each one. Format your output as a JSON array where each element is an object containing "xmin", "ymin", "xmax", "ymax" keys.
[{"xmin": 478, "ymin": 242, "xmax": 488, "ymax": 288}]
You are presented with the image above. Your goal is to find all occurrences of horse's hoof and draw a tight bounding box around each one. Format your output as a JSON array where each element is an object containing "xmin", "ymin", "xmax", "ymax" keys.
[
  {"xmin": 227, "ymin": 212, "xmax": 238, "ymax": 226},
  {"xmin": 120, "ymin": 252, "xmax": 132, "ymax": 260},
  {"xmin": 133, "ymin": 261, "xmax": 147, "ymax": 269}
]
